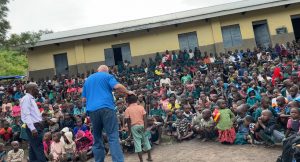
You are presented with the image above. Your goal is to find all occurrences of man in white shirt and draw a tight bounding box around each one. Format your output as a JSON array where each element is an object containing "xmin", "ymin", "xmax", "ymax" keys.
[{"xmin": 20, "ymin": 83, "xmax": 46, "ymax": 162}]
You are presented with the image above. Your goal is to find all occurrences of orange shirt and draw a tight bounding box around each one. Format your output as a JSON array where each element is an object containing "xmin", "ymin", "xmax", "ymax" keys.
[
  {"xmin": 204, "ymin": 57, "xmax": 211, "ymax": 64},
  {"xmin": 125, "ymin": 103, "xmax": 146, "ymax": 126}
]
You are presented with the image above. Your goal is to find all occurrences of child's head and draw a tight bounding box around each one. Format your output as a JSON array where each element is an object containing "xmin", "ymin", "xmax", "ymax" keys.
[
  {"xmin": 43, "ymin": 132, "xmax": 52, "ymax": 141},
  {"xmin": 63, "ymin": 132, "xmax": 73, "ymax": 144},
  {"xmin": 261, "ymin": 110, "xmax": 273, "ymax": 122},
  {"xmin": 3, "ymin": 120, "xmax": 9, "ymax": 129},
  {"xmin": 290, "ymin": 107, "xmax": 300, "ymax": 120},
  {"xmin": 276, "ymin": 96, "xmax": 286, "ymax": 107},
  {"xmin": 261, "ymin": 97, "xmax": 270, "ymax": 109},
  {"xmin": 243, "ymin": 115, "xmax": 253, "ymax": 127},
  {"xmin": 169, "ymin": 97, "xmax": 175, "ymax": 104},
  {"xmin": 52, "ymin": 132, "xmax": 61, "ymax": 143},
  {"xmin": 127, "ymin": 94, "xmax": 138, "ymax": 105},
  {"xmin": 249, "ymin": 91, "xmax": 256, "ymax": 98},
  {"xmin": 183, "ymin": 105, "xmax": 191, "ymax": 113},
  {"xmin": 76, "ymin": 118, "xmax": 83, "ymax": 127},
  {"xmin": 147, "ymin": 117, "xmax": 155, "ymax": 126},
  {"xmin": 11, "ymin": 141, "xmax": 20, "ymax": 151},
  {"xmin": 217, "ymin": 99, "xmax": 226, "ymax": 109},
  {"xmin": 202, "ymin": 109, "xmax": 212, "ymax": 120},
  {"xmin": 237, "ymin": 104, "xmax": 247, "ymax": 117},
  {"xmin": 289, "ymin": 85, "xmax": 299, "ymax": 97},
  {"xmin": 167, "ymin": 110, "xmax": 173, "ymax": 116},
  {"xmin": 64, "ymin": 113, "xmax": 71, "ymax": 120},
  {"xmin": 176, "ymin": 110, "xmax": 183, "ymax": 119},
  {"xmin": 210, "ymin": 94, "xmax": 218, "ymax": 102}
]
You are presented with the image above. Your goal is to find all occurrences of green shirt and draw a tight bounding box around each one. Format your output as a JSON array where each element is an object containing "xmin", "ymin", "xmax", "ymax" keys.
[
  {"xmin": 150, "ymin": 108, "xmax": 165, "ymax": 117},
  {"xmin": 181, "ymin": 74, "xmax": 192, "ymax": 84},
  {"xmin": 216, "ymin": 109, "xmax": 235, "ymax": 130}
]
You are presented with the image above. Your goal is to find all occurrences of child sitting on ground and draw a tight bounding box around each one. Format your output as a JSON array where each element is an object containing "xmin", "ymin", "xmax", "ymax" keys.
[
  {"xmin": 255, "ymin": 110, "xmax": 284, "ymax": 147},
  {"xmin": 0, "ymin": 143, "xmax": 6, "ymax": 162},
  {"xmin": 198, "ymin": 109, "xmax": 215, "ymax": 141},
  {"xmin": 285, "ymin": 107, "xmax": 300, "ymax": 137},
  {"xmin": 216, "ymin": 99, "xmax": 236, "ymax": 144},
  {"xmin": 165, "ymin": 111, "xmax": 177, "ymax": 136},
  {"xmin": 43, "ymin": 132, "xmax": 52, "ymax": 161},
  {"xmin": 235, "ymin": 115, "xmax": 254, "ymax": 145},
  {"xmin": 50, "ymin": 132, "xmax": 64, "ymax": 162},
  {"xmin": 75, "ymin": 130, "xmax": 93, "ymax": 161},
  {"xmin": 146, "ymin": 117, "xmax": 161, "ymax": 145},
  {"xmin": 6, "ymin": 141, "xmax": 24, "ymax": 162},
  {"xmin": 0, "ymin": 121, "xmax": 13, "ymax": 145},
  {"xmin": 174, "ymin": 110, "xmax": 194, "ymax": 141},
  {"xmin": 62, "ymin": 131, "xmax": 76, "ymax": 161},
  {"xmin": 183, "ymin": 105, "xmax": 194, "ymax": 122},
  {"xmin": 125, "ymin": 95, "xmax": 152, "ymax": 162}
]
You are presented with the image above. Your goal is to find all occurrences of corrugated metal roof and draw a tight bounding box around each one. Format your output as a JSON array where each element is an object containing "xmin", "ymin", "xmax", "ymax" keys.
[{"xmin": 36, "ymin": 0, "xmax": 299, "ymax": 47}]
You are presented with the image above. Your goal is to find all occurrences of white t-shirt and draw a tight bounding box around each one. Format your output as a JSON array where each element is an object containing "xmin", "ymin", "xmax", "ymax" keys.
[
  {"xmin": 160, "ymin": 78, "xmax": 171, "ymax": 87},
  {"xmin": 189, "ymin": 52, "xmax": 194, "ymax": 59}
]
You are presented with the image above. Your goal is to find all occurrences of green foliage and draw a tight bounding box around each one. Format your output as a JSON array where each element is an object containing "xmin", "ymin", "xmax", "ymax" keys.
[
  {"xmin": 0, "ymin": 49, "xmax": 28, "ymax": 75},
  {"xmin": 0, "ymin": 0, "xmax": 10, "ymax": 45},
  {"xmin": 5, "ymin": 30, "xmax": 53, "ymax": 52},
  {"xmin": 0, "ymin": 0, "xmax": 51, "ymax": 76}
]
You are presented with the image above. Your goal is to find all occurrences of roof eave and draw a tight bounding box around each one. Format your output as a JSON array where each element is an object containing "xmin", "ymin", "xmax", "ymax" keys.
[{"xmin": 33, "ymin": 0, "xmax": 298, "ymax": 47}]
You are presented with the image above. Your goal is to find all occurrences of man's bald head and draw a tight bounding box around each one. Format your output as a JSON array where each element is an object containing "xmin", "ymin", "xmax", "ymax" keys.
[{"xmin": 97, "ymin": 65, "xmax": 109, "ymax": 72}]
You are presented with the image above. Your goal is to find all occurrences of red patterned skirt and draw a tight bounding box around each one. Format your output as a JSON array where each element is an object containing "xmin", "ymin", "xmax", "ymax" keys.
[{"xmin": 218, "ymin": 127, "xmax": 236, "ymax": 144}]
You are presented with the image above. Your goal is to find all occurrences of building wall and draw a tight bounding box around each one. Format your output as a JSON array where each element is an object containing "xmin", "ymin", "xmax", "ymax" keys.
[{"xmin": 28, "ymin": 4, "xmax": 300, "ymax": 79}]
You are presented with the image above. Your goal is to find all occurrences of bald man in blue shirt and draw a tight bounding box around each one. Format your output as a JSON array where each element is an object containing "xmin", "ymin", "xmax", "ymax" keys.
[{"xmin": 82, "ymin": 65, "xmax": 132, "ymax": 162}]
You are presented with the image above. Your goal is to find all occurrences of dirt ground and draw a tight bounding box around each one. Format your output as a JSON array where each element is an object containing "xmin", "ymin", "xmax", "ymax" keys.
[{"xmin": 104, "ymin": 139, "xmax": 282, "ymax": 162}]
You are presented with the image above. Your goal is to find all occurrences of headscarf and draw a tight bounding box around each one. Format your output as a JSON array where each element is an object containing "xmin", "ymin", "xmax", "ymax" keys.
[{"xmin": 272, "ymin": 67, "xmax": 283, "ymax": 85}]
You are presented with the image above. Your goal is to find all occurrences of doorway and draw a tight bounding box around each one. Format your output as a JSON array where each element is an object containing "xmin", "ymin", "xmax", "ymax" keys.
[
  {"xmin": 113, "ymin": 47, "xmax": 123, "ymax": 65},
  {"xmin": 291, "ymin": 15, "xmax": 300, "ymax": 42},
  {"xmin": 54, "ymin": 53, "xmax": 69, "ymax": 75},
  {"xmin": 253, "ymin": 20, "xmax": 271, "ymax": 48},
  {"xmin": 104, "ymin": 43, "xmax": 132, "ymax": 66}
]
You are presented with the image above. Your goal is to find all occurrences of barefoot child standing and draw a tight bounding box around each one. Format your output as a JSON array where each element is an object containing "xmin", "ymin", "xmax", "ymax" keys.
[{"xmin": 125, "ymin": 94, "xmax": 153, "ymax": 162}]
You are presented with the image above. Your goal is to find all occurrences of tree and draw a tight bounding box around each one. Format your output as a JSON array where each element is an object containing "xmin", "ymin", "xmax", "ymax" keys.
[
  {"xmin": 0, "ymin": 0, "xmax": 10, "ymax": 46},
  {"xmin": 5, "ymin": 30, "xmax": 53, "ymax": 52},
  {"xmin": 0, "ymin": 0, "xmax": 52, "ymax": 75},
  {"xmin": 0, "ymin": 49, "xmax": 27, "ymax": 75}
]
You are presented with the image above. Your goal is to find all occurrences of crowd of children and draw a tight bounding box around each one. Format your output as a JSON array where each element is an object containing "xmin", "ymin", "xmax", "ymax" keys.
[{"xmin": 0, "ymin": 41, "xmax": 299, "ymax": 161}]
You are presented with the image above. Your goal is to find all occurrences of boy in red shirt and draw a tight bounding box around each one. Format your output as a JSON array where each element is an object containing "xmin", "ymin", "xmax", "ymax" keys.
[{"xmin": 0, "ymin": 121, "xmax": 13, "ymax": 145}]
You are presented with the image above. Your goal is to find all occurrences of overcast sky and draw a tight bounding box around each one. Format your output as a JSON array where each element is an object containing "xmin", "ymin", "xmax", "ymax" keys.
[{"xmin": 7, "ymin": 0, "xmax": 241, "ymax": 34}]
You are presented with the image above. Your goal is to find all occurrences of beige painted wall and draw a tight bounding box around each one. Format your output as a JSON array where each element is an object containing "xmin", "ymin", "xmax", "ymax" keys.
[{"xmin": 28, "ymin": 4, "xmax": 300, "ymax": 73}]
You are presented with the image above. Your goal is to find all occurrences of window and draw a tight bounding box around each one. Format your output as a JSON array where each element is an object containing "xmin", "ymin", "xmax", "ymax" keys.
[
  {"xmin": 221, "ymin": 25, "xmax": 242, "ymax": 48},
  {"xmin": 178, "ymin": 32, "xmax": 199, "ymax": 51}
]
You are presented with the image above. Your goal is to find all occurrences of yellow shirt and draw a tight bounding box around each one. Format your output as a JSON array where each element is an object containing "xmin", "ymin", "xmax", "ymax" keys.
[{"xmin": 167, "ymin": 103, "xmax": 180, "ymax": 111}]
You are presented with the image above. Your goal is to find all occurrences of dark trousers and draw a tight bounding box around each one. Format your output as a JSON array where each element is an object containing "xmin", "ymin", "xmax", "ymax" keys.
[
  {"xmin": 26, "ymin": 123, "xmax": 47, "ymax": 162},
  {"xmin": 89, "ymin": 108, "xmax": 124, "ymax": 162}
]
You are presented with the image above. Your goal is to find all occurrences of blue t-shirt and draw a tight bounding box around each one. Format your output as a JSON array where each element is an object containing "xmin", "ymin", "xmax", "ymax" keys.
[{"xmin": 82, "ymin": 72, "xmax": 119, "ymax": 112}]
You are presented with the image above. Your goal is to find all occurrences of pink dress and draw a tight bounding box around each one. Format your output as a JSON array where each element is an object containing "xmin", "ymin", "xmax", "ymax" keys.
[{"xmin": 50, "ymin": 141, "xmax": 64, "ymax": 160}]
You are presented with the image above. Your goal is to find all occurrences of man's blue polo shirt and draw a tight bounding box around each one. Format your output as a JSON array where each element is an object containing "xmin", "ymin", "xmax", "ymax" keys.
[{"xmin": 82, "ymin": 72, "xmax": 119, "ymax": 112}]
